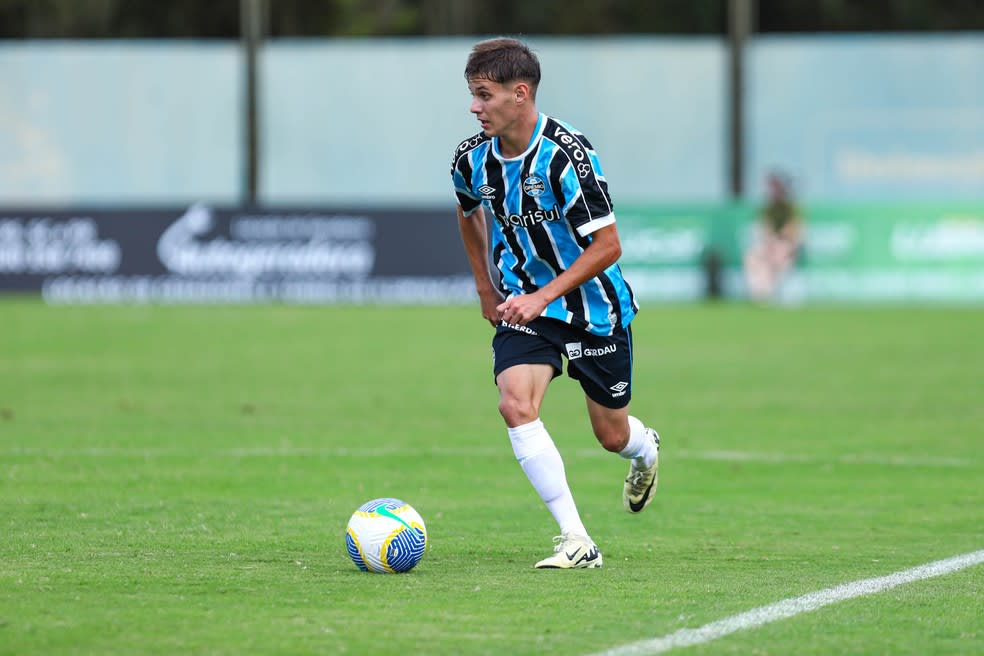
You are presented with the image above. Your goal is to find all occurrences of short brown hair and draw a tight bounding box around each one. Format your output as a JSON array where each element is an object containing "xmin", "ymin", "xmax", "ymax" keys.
[{"xmin": 465, "ymin": 37, "xmax": 541, "ymax": 93}]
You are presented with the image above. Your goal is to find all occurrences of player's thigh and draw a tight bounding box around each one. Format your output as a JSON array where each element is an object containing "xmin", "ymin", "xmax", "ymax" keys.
[
  {"xmin": 495, "ymin": 363, "xmax": 556, "ymax": 425},
  {"xmin": 492, "ymin": 320, "xmax": 563, "ymax": 423},
  {"xmin": 496, "ymin": 362, "xmax": 555, "ymax": 403}
]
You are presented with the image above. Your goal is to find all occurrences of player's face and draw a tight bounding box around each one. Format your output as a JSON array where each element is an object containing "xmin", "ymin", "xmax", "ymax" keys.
[{"xmin": 467, "ymin": 77, "xmax": 521, "ymax": 137}]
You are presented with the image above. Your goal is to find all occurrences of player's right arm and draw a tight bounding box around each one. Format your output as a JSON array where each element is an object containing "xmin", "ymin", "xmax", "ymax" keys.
[
  {"xmin": 456, "ymin": 204, "xmax": 503, "ymax": 327},
  {"xmin": 451, "ymin": 134, "xmax": 500, "ymax": 326}
]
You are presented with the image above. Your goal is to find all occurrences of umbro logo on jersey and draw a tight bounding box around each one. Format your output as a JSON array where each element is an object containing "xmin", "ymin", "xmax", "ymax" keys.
[
  {"xmin": 522, "ymin": 175, "xmax": 546, "ymax": 197},
  {"xmin": 478, "ymin": 185, "xmax": 496, "ymax": 200}
]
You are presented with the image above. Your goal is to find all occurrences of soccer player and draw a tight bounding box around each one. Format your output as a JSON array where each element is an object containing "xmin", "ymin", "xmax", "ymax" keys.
[{"xmin": 450, "ymin": 37, "xmax": 661, "ymax": 569}]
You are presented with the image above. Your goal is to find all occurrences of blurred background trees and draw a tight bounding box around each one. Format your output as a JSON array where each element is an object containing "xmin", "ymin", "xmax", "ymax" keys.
[{"xmin": 1, "ymin": 0, "xmax": 983, "ymax": 39}]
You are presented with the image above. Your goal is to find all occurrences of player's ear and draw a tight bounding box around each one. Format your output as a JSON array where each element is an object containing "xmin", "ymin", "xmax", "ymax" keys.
[{"xmin": 513, "ymin": 82, "xmax": 531, "ymax": 104}]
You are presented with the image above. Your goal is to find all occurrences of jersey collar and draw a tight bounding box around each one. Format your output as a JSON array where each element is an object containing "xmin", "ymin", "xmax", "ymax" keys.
[{"xmin": 492, "ymin": 113, "xmax": 546, "ymax": 162}]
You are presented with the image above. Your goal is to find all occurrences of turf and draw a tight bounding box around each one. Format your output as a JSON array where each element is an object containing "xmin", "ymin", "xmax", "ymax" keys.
[{"xmin": 1, "ymin": 300, "xmax": 982, "ymax": 655}]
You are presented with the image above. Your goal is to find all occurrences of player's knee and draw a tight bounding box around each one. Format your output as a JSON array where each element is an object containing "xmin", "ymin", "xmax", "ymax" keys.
[
  {"xmin": 498, "ymin": 395, "xmax": 538, "ymax": 426},
  {"xmin": 593, "ymin": 423, "xmax": 627, "ymax": 452}
]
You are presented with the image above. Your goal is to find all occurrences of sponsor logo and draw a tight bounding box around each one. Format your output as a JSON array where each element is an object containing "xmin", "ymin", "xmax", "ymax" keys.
[
  {"xmin": 375, "ymin": 505, "xmax": 413, "ymax": 530},
  {"xmin": 522, "ymin": 176, "xmax": 546, "ymax": 197},
  {"xmin": 501, "ymin": 320, "xmax": 538, "ymax": 336},
  {"xmin": 0, "ymin": 216, "xmax": 121, "ymax": 274},
  {"xmin": 628, "ymin": 479, "xmax": 655, "ymax": 512},
  {"xmin": 494, "ymin": 207, "xmax": 561, "ymax": 229},
  {"xmin": 567, "ymin": 343, "xmax": 618, "ymax": 359},
  {"xmin": 891, "ymin": 219, "xmax": 984, "ymax": 261},
  {"xmin": 573, "ymin": 546, "xmax": 600, "ymax": 566},
  {"xmin": 478, "ymin": 184, "xmax": 496, "ymax": 200},
  {"xmin": 803, "ymin": 222, "xmax": 857, "ymax": 259},
  {"xmin": 457, "ymin": 135, "xmax": 485, "ymax": 151},
  {"xmin": 452, "ymin": 135, "xmax": 487, "ymax": 170},
  {"xmin": 157, "ymin": 204, "xmax": 374, "ymax": 279},
  {"xmin": 552, "ymin": 125, "xmax": 592, "ymax": 179},
  {"xmin": 610, "ymin": 381, "xmax": 629, "ymax": 397},
  {"xmin": 620, "ymin": 226, "xmax": 705, "ymax": 264}
]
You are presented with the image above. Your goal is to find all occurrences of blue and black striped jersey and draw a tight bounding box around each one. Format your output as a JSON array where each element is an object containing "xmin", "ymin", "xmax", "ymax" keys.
[{"xmin": 451, "ymin": 113, "xmax": 638, "ymax": 336}]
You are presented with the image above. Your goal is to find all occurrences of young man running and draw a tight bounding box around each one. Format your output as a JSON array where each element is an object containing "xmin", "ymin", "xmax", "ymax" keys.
[{"xmin": 451, "ymin": 37, "xmax": 660, "ymax": 569}]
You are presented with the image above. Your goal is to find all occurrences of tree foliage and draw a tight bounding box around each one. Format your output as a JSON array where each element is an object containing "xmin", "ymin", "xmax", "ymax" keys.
[{"xmin": 0, "ymin": 0, "xmax": 982, "ymax": 39}]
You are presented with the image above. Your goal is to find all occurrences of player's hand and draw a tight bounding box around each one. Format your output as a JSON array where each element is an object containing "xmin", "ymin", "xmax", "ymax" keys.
[
  {"xmin": 479, "ymin": 289, "xmax": 505, "ymax": 327},
  {"xmin": 497, "ymin": 292, "xmax": 548, "ymax": 326}
]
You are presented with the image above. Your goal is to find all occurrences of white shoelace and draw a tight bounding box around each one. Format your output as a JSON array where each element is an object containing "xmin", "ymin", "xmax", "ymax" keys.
[{"xmin": 551, "ymin": 534, "xmax": 587, "ymax": 553}]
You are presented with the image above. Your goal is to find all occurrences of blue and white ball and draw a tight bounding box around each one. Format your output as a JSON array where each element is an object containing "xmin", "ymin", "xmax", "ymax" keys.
[{"xmin": 345, "ymin": 498, "xmax": 427, "ymax": 573}]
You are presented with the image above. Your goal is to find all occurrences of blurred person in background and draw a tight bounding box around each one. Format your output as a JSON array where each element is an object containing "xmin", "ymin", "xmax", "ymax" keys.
[
  {"xmin": 451, "ymin": 37, "xmax": 661, "ymax": 570},
  {"xmin": 743, "ymin": 171, "xmax": 805, "ymax": 303}
]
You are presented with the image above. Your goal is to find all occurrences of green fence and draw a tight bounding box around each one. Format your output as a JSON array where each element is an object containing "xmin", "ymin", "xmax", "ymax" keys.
[{"xmin": 617, "ymin": 202, "xmax": 984, "ymax": 303}]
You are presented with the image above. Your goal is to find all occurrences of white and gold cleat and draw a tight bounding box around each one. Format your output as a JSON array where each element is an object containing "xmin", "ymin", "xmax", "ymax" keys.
[
  {"xmin": 534, "ymin": 533, "xmax": 603, "ymax": 569},
  {"xmin": 624, "ymin": 428, "xmax": 660, "ymax": 513}
]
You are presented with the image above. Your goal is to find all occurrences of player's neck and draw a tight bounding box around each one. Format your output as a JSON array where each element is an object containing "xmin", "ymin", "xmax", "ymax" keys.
[{"xmin": 498, "ymin": 109, "xmax": 540, "ymax": 158}]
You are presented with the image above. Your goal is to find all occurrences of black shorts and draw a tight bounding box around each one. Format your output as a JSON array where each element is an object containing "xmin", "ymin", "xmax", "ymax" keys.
[{"xmin": 492, "ymin": 317, "xmax": 634, "ymax": 409}]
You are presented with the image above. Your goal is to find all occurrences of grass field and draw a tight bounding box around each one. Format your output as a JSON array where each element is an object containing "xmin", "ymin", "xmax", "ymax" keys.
[{"xmin": 1, "ymin": 300, "xmax": 982, "ymax": 655}]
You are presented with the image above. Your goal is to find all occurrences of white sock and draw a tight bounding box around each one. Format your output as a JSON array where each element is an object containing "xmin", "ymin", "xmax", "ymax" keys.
[
  {"xmin": 618, "ymin": 415, "xmax": 658, "ymax": 468},
  {"xmin": 507, "ymin": 419, "xmax": 588, "ymax": 538}
]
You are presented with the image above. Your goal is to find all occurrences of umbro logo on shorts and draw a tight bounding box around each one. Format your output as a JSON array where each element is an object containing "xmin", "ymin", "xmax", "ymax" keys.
[{"xmin": 610, "ymin": 381, "xmax": 629, "ymax": 396}]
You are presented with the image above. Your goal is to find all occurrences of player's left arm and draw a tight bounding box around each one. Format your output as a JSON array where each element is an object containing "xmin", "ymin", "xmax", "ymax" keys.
[{"xmin": 497, "ymin": 224, "xmax": 621, "ymax": 326}]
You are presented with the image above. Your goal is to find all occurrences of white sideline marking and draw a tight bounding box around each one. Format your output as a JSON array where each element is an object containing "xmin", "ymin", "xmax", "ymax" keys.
[
  {"xmin": 589, "ymin": 549, "xmax": 984, "ymax": 656},
  {"xmin": 1, "ymin": 446, "xmax": 973, "ymax": 468}
]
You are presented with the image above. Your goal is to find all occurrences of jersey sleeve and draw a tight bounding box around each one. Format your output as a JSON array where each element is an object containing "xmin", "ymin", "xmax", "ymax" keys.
[
  {"xmin": 451, "ymin": 140, "xmax": 482, "ymax": 216},
  {"xmin": 549, "ymin": 129, "xmax": 615, "ymax": 237}
]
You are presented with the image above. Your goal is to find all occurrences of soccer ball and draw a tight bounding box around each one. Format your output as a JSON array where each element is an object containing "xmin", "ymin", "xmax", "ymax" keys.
[{"xmin": 345, "ymin": 498, "xmax": 427, "ymax": 573}]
